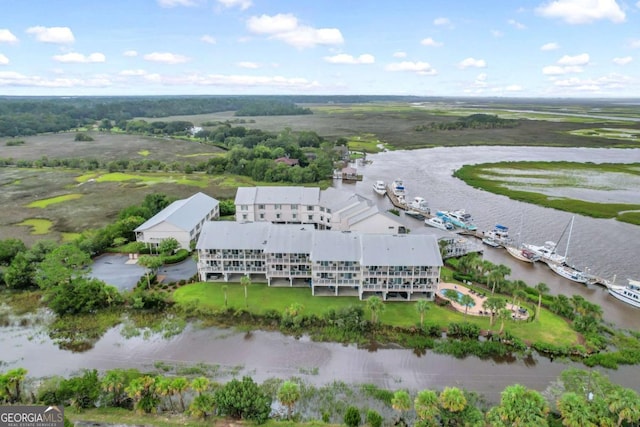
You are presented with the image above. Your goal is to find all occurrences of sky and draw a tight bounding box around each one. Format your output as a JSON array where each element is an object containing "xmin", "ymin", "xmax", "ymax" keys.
[{"xmin": 2, "ymin": 0, "xmax": 640, "ymax": 97}]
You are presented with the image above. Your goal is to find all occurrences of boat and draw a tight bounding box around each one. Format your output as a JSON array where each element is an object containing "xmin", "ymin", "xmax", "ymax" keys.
[
  {"xmin": 482, "ymin": 237, "xmax": 502, "ymax": 248},
  {"xmin": 408, "ymin": 196, "xmax": 430, "ymax": 214},
  {"xmin": 425, "ymin": 216, "xmax": 454, "ymax": 231},
  {"xmin": 523, "ymin": 241, "xmax": 566, "ymax": 265},
  {"xmin": 391, "ymin": 178, "xmax": 406, "ymax": 197},
  {"xmin": 482, "ymin": 224, "xmax": 512, "ymax": 247},
  {"xmin": 505, "ymin": 245, "xmax": 540, "ymax": 263},
  {"xmin": 372, "ymin": 180, "xmax": 386, "ymax": 195},
  {"xmin": 436, "ymin": 210, "xmax": 477, "ymax": 231},
  {"xmin": 608, "ymin": 279, "xmax": 640, "ymax": 309},
  {"xmin": 405, "ymin": 210, "xmax": 426, "ymax": 220},
  {"xmin": 547, "ymin": 261, "xmax": 589, "ymax": 284}
]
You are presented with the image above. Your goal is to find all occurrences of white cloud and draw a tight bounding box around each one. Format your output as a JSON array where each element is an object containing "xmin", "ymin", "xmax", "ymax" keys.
[
  {"xmin": 157, "ymin": 0, "xmax": 197, "ymax": 7},
  {"xmin": 217, "ymin": 0, "xmax": 252, "ymax": 10},
  {"xmin": 246, "ymin": 13, "xmax": 343, "ymax": 48},
  {"xmin": 540, "ymin": 42, "xmax": 560, "ymax": 50},
  {"xmin": 433, "ymin": 17, "xmax": 450, "ymax": 26},
  {"xmin": 630, "ymin": 39, "xmax": 640, "ymax": 48},
  {"xmin": 505, "ymin": 84, "xmax": 523, "ymax": 92},
  {"xmin": 237, "ymin": 61, "xmax": 259, "ymax": 68},
  {"xmin": 0, "ymin": 54, "xmax": 9, "ymax": 65},
  {"xmin": 474, "ymin": 73, "xmax": 488, "ymax": 87},
  {"xmin": 201, "ymin": 35, "xmax": 216, "ymax": 44},
  {"xmin": 458, "ymin": 57, "xmax": 487, "ymax": 69},
  {"xmin": 123, "ymin": 50, "xmax": 138, "ymax": 57},
  {"xmin": 385, "ymin": 61, "xmax": 437, "ymax": 75},
  {"xmin": 138, "ymin": 72, "xmax": 321, "ymax": 90},
  {"xmin": 0, "ymin": 29, "xmax": 18, "ymax": 43},
  {"xmin": 53, "ymin": 52, "xmax": 106, "ymax": 63},
  {"xmin": 119, "ymin": 69, "xmax": 147, "ymax": 76},
  {"xmin": 420, "ymin": 37, "xmax": 443, "ymax": 47},
  {"xmin": 536, "ymin": 0, "xmax": 626, "ymax": 24},
  {"xmin": 542, "ymin": 65, "xmax": 584, "ymax": 74},
  {"xmin": 324, "ymin": 53, "xmax": 375, "ymax": 64},
  {"xmin": 26, "ymin": 26, "xmax": 75, "ymax": 44},
  {"xmin": 613, "ymin": 56, "xmax": 632, "ymax": 65},
  {"xmin": 393, "ymin": 51, "xmax": 406, "ymax": 58},
  {"xmin": 247, "ymin": 13, "xmax": 298, "ymax": 34},
  {"xmin": 508, "ymin": 19, "xmax": 527, "ymax": 29},
  {"xmin": 637, "ymin": 0, "xmax": 640, "ymax": 7},
  {"xmin": 0, "ymin": 71, "xmax": 111, "ymax": 88},
  {"xmin": 558, "ymin": 53, "xmax": 589, "ymax": 65},
  {"xmin": 143, "ymin": 52, "xmax": 190, "ymax": 64},
  {"xmin": 491, "ymin": 30, "xmax": 504, "ymax": 37},
  {"xmin": 550, "ymin": 74, "xmax": 631, "ymax": 92}
]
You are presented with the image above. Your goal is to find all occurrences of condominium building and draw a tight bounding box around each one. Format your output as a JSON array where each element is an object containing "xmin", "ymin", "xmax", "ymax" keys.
[
  {"xmin": 196, "ymin": 222, "xmax": 441, "ymax": 301},
  {"xmin": 234, "ymin": 186, "xmax": 406, "ymax": 234}
]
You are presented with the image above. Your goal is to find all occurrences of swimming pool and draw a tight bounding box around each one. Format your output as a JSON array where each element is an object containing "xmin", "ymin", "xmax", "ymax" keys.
[{"xmin": 439, "ymin": 289, "xmax": 476, "ymax": 307}]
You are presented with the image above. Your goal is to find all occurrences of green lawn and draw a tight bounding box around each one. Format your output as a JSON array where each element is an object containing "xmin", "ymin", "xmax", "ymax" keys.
[{"xmin": 173, "ymin": 282, "xmax": 578, "ymax": 346}]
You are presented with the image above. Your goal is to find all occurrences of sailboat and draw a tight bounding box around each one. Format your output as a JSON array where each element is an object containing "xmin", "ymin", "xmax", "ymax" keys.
[
  {"xmin": 546, "ymin": 216, "xmax": 589, "ymax": 284},
  {"xmin": 505, "ymin": 213, "xmax": 540, "ymax": 263}
]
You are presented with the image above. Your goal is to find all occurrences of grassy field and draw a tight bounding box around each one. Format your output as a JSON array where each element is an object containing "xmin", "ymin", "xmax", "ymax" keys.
[
  {"xmin": 173, "ymin": 282, "xmax": 578, "ymax": 346},
  {"xmin": 454, "ymin": 161, "xmax": 640, "ymax": 225}
]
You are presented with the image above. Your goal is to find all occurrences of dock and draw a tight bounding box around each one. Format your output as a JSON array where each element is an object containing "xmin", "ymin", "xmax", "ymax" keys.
[{"xmin": 385, "ymin": 185, "xmax": 433, "ymax": 218}]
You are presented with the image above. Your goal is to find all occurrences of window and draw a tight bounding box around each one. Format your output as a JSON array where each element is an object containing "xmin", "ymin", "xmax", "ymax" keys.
[
  {"xmin": 258, "ymin": 204, "xmax": 265, "ymax": 210},
  {"xmin": 292, "ymin": 214, "xmax": 297, "ymax": 219},
  {"xmin": 308, "ymin": 215, "xmax": 313, "ymax": 221},
  {"xmin": 275, "ymin": 204, "xmax": 281, "ymax": 209},
  {"xmin": 241, "ymin": 205, "xmax": 248, "ymax": 211},
  {"xmin": 291, "ymin": 204, "xmax": 298, "ymax": 209},
  {"xmin": 259, "ymin": 213, "xmax": 265, "ymax": 219},
  {"xmin": 307, "ymin": 205, "xmax": 314, "ymax": 211},
  {"xmin": 326, "ymin": 208, "xmax": 331, "ymax": 214},
  {"xmin": 320, "ymin": 207, "xmax": 325, "ymax": 212},
  {"xmin": 242, "ymin": 214, "xmax": 247, "ymax": 220},
  {"xmin": 276, "ymin": 213, "xmax": 281, "ymax": 219}
]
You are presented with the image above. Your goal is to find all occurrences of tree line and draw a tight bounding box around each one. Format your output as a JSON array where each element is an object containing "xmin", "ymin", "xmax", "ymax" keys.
[
  {"xmin": 415, "ymin": 113, "xmax": 520, "ymax": 131},
  {"xmin": 1, "ymin": 366, "xmax": 638, "ymax": 426}
]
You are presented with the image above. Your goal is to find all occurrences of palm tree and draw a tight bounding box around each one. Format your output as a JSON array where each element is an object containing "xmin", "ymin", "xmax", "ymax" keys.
[
  {"xmin": 391, "ymin": 390, "xmax": 412, "ymax": 425},
  {"xmin": 171, "ymin": 377, "xmax": 190, "ymax": 412},
  {"xmin": 607, "ymin": 388, "xmax": 640, "ymax": 427},
  {"xmin": 366, "ymin": 295, "xmax": 385, "ymax": 325},
  {"xmin": 277, "ymin": 380, "xmax": 301, "ymax": 420},
  {"xmin": 285, "ymin": 302, "xmax": 304, "ymax": 318},
  {"xmin": 459, "ymin": 294, "xmax": 475, "ymax": 317},
  {"xmin": 482, "ymin": 296, "xmax": 506, "ymax": 326},
  {"xmin": 444, "ymin": 289, "xmax": 460, "ymax": 304},
  {"xmin": 137, "ymin": 255, "xmax": 164, "ymax": 289},
  {"xmin": 221, "ymin": 285, "xmax": 228, "ymax": 307},
  {"xmin": 415, "ymin": 299, "xmax": 430, "ymax": 328},
  {"xmin": 155, "ymin": 376, "xmax": 175, "ymax": 411},
  {"xmin": 487, "ymin": 384, "xmax": 550, "ymax": 427},
  {"xmin": 510, "ymin": 279, "xmax": 527, "ymax": 305},
  {"xmin": 190, "ymin": 377, "xmax": 210, "ymax": 397},
  {"xmin": 498, "ymin": 308, "xmax": 512, "ymax": 335},
  {"xmin": 557, "ymin": 392, "xmax": 596, "ymax": 427},
  {"xmin": 535, "ymin": 282, "xmax": 549, "ymax": 322},
  {"xmin": 489, "ymin": 264, "xmax": 511, "ymax": 294},
  {"xmin": 414, "ymin": 389, "xmax": 439, "ymax": 425},
  {"xmin": 439, "ymin": 386, "xmax": 467, "ymax": 413},
  {"xmin": 240, "ymin": 274, "xmax": 251, "ymax": 307},
  {"xmin": 189, "ymin": 393, "xmax": 215, "ymax": 420}
]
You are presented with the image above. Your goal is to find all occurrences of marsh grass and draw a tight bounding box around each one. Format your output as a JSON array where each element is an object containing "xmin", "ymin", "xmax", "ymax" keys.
[
  {"xmin": 27, "ymin": 193, "xmax": 83, "ymax": 208},
  {"xmin": 17, "ymin": 218, "xmax": 54, "ymax": 234}
]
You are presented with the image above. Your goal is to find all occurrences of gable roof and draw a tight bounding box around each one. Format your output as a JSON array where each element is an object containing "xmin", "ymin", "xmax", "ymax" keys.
[
  {"xmin": 196, "ymin": 221, "xmax": 272, "ymax": 250},
  {"xmin": 360, "ymin": 234, "xmax": 442, "ymax": 266},
  {"xmin": 135, "ymin": 192, "xmax": 219, "ymax": 233},
  {"xmin": 235, "ymin": 186, "xmax": 320, "ymax": 206}
]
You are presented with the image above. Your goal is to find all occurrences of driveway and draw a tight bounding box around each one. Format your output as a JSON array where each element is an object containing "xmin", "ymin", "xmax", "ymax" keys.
[{"xmin": 90, "ymin": 254, "xmax": 197, "ymax": 291}]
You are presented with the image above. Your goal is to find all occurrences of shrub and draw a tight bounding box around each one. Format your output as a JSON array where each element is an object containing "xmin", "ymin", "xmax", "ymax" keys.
[
  {"xmin": 162, "ymin": 249, "xmax": 189, "ymax": 264},
  {"xmin": 74, "ymin": 133, "xmax": 94, "ymax": 141},
  {"xmin": 6, "ymin": 139, "xmax": 25, "ymax": 146},
  {"xmin": 344, "ymin": 406, "xmax": 361, "ymax": 427},
  {"xmin": 366, "ymin": 409, "xmax": 383, "ymax": 427}
]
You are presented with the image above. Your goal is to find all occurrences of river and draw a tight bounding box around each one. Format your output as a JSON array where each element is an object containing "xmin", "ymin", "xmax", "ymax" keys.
[
  {"xmin": 339, "ymin": 146, "xmax": 640, "ymax": 330},
  {"xmin": 1, "ymin": 146, "xmax": 639, "ymax": 404}
]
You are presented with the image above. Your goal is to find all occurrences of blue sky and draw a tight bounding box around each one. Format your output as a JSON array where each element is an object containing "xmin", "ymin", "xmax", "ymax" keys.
[{"xmin": 1, "ymin": 0, "xmax": 640, "ymax": 97}]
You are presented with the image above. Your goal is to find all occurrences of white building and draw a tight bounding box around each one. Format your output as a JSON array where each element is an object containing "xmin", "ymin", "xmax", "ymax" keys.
[
  {"xmin": 135, "ymin": 192, "xmax": 219, "ymax": 250},
  {"xmin": 234, "ymin": 186, "xmax": 406, "ymax": 234},
  {"xmin": 196, "ymin": 222, "xmax": 442, "ymax": 301}
]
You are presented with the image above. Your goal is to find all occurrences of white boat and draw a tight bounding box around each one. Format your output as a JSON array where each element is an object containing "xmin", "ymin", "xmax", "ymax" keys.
[
  {"xmin": 608, "ymin": 279, "xmax": 640, "ymax": 309},
  {"xmin": 391, "ymin": 178, "xmax": 406, "ymax": 198},
  {"xmin": 405, "ymin": 210, "xmax": 426, "ymax": 220},
  {"xmin": 482, "ymin": 224, "xmax": 512, "ymax": 247},
  {"xmin": 548, "ymin": 261, "xmax": 589, "ymax": 284},
  {"xmin": 372, "ymin": 180, "xmax": 386, "ymax": 195},
  {"xmin": 408, "ymin": 196, "xmax": 430, "ymax": 214},
  {"xmin": 425, "ymin": 216, "xmax": 454, "ymax": 231},
  {"xmin": 523, "ymin": 241, "xmax": 566, "ymax": 265},
  {"xmin": 436, "ymin": 210, "xmax": 477, "ymax": 231},
  {"xmin": 505, "ymin": 245, "xmax": 540, "ymax": 263}
]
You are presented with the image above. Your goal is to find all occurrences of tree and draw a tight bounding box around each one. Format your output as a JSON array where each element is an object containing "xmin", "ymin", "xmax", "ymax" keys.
[
  {"xmin": 240, "ymin": 275, "xmax": 251, "ymax": 307},
  {"xmin": 344, "ymin": 406, "xmax": 361, "ymax": 427},
  {"xmin": 415, "ymin": 299, "xmax": 430, "ymax": 328},
  {"xmin": 35, "ymin": 244, "xmax": 92, "ymax": 289},
  {"xmin": 439, "ymin": 386, "xmax": 467, "ymax": 413},
  {"xmin": 414, "ymin": 389, "xmax": 439, "ymax": 425},
  {"xmin": 0, "ymin": 238, "xmax": 26, "ymax": 266},
  {"xmin": 214, "ymin": 376, "xmax": 271, "ymax": 423},
  {"xmin": 489, "ymin": 264, "xmax": 511, "ymax": 294},
  {"xmin": 190, "ymin": 377, "xmax": 210, "ymax": 397},
  {"xmin": 155, "ymin": 377, "xmax": 175, "ymax": 411},
  {"xmin": 482, "ymin": 296, "xmax": 506, "ymax": 326},
  {"xmin": 277, "ymin": 381, "xmax": 301, "ymax": 420},
  {"xmin": 535, "ymin": 282, "xmax": 549, "ymax": 322},
  {"xmin": 189, "ymin": 393, "xmax": 215, "ymax": 420},
  {"xmin": 124, "ymin": 375, "xmax": 159, "ymax": 414},
  {"xmin": 0, "ymin": 368, "xmax": 27, "ymax": 403},
  {"xmin": 137, "ymin": 255, "xmax": 164, "ymax": 289},
  {"xmin": 3, "ymin": 252, "xmax": 36, "ymax": 289},
  {"xmin": 391, "ymin": 390, "xmax": 412, "ymax": 425},
  {"xmin": 365, "ymin": 409, "xmax": 383, "ymax": 427},
  {"xmin": 171, "ymin": 377, "xmax": 189, "ymax": 412},
  {"xmin": 366, "ymin": 296, "xmax": 385, "ymax": 325},
  {"xmin": 158, "ymin": 237, "xmax": 179, "ymax": 255},
  {"xmin": 47, "ymin": 278, "xmax": 119, "ymax": 316},
  {"xmin": 557, "ymin": 392, "xmax": 597, "ymax": 427},
  {"xmin": 497, "ymin": 308, "xmax": 512, "ymax": 335},
  {"xmin": 486, "ymin": 384, "xmax": 549, "ymax": 427},
  {"xmin": 459, "ymin": 294, "xmax": 475, "ymax": 317},
  {"xmin": 607, "ymin": 388, "xmax": 640, "ymax": 427},
  {"xmin": 101, "ymin": 368, "xmax": 140, "ymax": 408}
]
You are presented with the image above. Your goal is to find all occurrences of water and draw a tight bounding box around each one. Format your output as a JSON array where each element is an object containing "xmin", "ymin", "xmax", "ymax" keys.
[{"xmin": 339, "ymin": 146, "xmax": 640, "ymax": 329}]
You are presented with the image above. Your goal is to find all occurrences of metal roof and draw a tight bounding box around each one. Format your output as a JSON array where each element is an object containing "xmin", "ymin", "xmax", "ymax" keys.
[
  {"xmin": 310, "ymin": 230, "xmax": 362, "ymax": 261},
  {"xmin": 196, "ymin": 221, "xmax": 271, "ymax": 250},
  {"xmin": 264, "ymin": 225, "xmax": 314, "ymax": 254},
  {"xmin": 134, "ymin": 192, "xmax": 218, "ymax": 233},
  {"xmin": 235, "ymin": 186, "xmax": 320, "ymax": 206},
  {"xmin": 360, "ymin": 234, "xmax": 443, "ymax": 266}
]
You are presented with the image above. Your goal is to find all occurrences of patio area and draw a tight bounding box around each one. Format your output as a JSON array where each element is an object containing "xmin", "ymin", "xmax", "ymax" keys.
[{"xmin": 437, "ymin": 282, "xmax": 530, "ymax": 320}]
